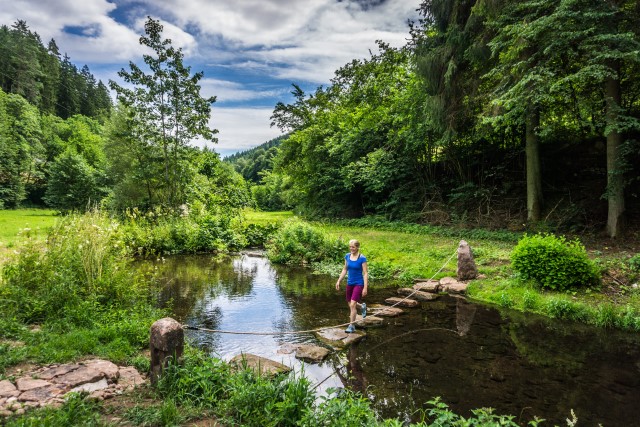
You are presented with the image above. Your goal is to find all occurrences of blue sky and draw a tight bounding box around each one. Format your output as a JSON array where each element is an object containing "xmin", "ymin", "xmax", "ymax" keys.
[{"xmin": 1, "ymin": 0, "xmax": 419, "ymax": 156}]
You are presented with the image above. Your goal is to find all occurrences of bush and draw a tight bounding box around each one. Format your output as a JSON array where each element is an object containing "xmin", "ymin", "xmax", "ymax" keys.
[
  {"xmin": 510, "ymin": 233, "xmax": 600, "ymax": 291},
  {"xmin": 0, "ymin": 212, "xmax": 144, "ymax": 324},
  {"xmin": 241, "ymin": 222, "xmax": 280, "ymax": 248},
  {"xmin": 266, "ymin": 220, "xmax": 344, "ymax": 265}
]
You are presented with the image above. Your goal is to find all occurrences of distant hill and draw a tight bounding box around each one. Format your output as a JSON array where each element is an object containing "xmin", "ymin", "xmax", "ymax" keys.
[{"xmin": 225, "ymin": 134, "xmax": 288, "ymax": 183}]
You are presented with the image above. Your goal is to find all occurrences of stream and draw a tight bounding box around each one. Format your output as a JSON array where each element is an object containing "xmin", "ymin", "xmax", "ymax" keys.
[{"xmin": 148, "ymin": 253, "xmax": 640, "ymax": 425}]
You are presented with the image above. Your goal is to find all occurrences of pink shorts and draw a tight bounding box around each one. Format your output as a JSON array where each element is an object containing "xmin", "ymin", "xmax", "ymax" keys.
[{"xmin": 346, "ymin": 285, "xmax": 364, "ymax": 302}]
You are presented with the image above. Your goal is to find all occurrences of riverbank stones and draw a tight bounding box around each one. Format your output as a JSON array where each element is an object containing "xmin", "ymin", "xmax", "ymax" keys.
[
  {"xmin": 397, "ymin": 288, "xmax": 439, "ymax": 301},
  {"xmin": 315, "ymin": 327, "xmax": 365, "ymax": 348},
  {"xmin": 0, "ymin": 360, "xmax": 147, "ymax": 417},
  {"xmin": 229, "ymin": 353, "xmax": 291, "ymax": 377}
]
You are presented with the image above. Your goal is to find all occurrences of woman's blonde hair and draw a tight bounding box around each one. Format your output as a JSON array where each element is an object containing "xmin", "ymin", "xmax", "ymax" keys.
[{"xmin": 348, "ymin": 239, "xmax": 360, "ymax": 249}]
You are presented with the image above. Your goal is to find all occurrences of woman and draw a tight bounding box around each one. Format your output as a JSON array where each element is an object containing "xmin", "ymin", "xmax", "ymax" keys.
[{"xmin": 335, "ymin": 239, "xmax": 368, "ymax": 333}]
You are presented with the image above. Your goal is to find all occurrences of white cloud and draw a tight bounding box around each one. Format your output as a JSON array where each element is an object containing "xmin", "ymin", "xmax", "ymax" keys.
[
  {"xmin": 199, "ymin": 107, "xmax": 284, "ymax": 156},
  {"xmin": 200, "ymin": 78, "xmax": 284, "ymax": 103}
]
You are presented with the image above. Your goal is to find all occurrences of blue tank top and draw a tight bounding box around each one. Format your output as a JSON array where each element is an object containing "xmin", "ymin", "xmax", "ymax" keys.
[{"xmin": 345, "ymin": 253, "xmax": 367, "ymax": 286}]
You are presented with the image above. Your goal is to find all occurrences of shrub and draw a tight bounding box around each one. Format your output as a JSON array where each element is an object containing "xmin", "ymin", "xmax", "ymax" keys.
[
  {"xmin": 266, "ymin": 220, "xmax": 344, "ymax": 265},
  {"xmin": 0, "ymin": 212, "xmax": 144, "ymax": 324},
  {"xmin": 242, "ymin": 222, "xmax": 280, "ymax": 248},
  {"xmin": 511, "ymin": 233, "xmax": 600, "ymax": 291}
]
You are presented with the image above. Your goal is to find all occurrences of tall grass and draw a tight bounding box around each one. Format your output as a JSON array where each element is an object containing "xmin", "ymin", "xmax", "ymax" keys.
[{"xmin": 0, "ymin": 211, "xmax": 165, "ymax": 370}]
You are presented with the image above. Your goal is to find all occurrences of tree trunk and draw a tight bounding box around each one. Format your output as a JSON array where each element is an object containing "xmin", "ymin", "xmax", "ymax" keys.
[
  {"xmin": 526, "ymin": 108, "xmax": 543, "ymax": 222},
  {"xmin": 605, "ymin": 66, "xmax": 625, "ymax": 238}
]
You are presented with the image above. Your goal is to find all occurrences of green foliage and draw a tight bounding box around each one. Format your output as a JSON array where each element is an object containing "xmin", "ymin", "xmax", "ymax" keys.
[
  {"xmin": 629, "ymin": 254, "xmax": 640, "ymax": 272},
  {"xmin": 0, "ymin": 21, "xmax": 111, "ymax": 118},
  {"xmin": 0, "ymin": 212, "xmax": 145, "ymax": 323},
  {"xmin": 511, "ymin": 233, "xmax": 600, "ymax": 291},
  {"xmin": 4, "ymin": 393, "xmax": 104, "ymax": 427},
  {"xmin": 241, "ymin": 222, "xmax": 280, "ymax": 248},
  {"xmin": 119, "ymin": 207, "xmax": 246, "ymax": 256},
  {"xmin": 266, "ymin": 220, "xmax": 345, "ymax": 265},
  {"xmin": 299, "ymin": 389, "xmax": 378, "ymax": 427},
  {"xmin": 108, "ymin": 17, "xmax": 217, "ymax": 210},
  {"xmin": 44, "ymin": 149, "xmax": 104, "ymax": 212}
]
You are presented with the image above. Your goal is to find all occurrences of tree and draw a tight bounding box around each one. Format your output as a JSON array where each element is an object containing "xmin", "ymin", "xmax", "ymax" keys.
[
  {"xmin": 0, "ymin": 88, "xmax": 43, "ymax": 207},
  {"xmin": 44, "ymin": 149, "xmax": 102, "ymax": 212},
  {"xmin": 109, "ymin": 17, "xmax": 217, "ymax": 210}
]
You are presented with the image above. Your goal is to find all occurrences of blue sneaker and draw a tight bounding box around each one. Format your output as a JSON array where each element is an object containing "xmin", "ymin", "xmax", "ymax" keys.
[
  {"xmin": 361, "ymin": 303, "xmax": 367, "ymax": 318},
  {"xmin": 345, "ymin": 324, "xmax": 355, "ymax": 333}
]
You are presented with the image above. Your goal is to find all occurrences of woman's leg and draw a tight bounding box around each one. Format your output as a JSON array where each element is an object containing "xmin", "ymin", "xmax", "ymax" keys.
[{"xmin": 349, "ymin": 299, "xmax": 358, "ymax": 324}]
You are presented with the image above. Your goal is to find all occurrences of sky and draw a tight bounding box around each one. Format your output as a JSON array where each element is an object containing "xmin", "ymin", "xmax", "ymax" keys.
[{"xmin": 1, "ymin": 0, "xmax": 420, "ymax": 157}]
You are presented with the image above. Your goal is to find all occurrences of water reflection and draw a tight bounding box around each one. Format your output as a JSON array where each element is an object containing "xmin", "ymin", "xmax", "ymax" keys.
[{"xmin": 148, "ymin": 254, "xmax": 640, "ymax": 426}]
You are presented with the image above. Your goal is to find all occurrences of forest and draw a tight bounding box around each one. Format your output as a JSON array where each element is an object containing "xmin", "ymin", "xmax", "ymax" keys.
[{"xmin": 2, "ymin": 0, "xmax": 640, "ymax": 240}]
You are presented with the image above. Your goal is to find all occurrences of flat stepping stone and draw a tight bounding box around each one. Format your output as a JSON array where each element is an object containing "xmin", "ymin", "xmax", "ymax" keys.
[
  {"xmin": 385, "ymin": 297, "xmax": 420, "ymax": 308},
  {"xmin": 354, "ymin": 315, "xmax": 384, "ymax": 328},
  {"xmin": 397, "ymin": 288, "xmax": 439, "ymax": 301},
  {"xmin": 413, "ymin": 281, "xmax": 440, "ymax": 292},
  {"xmin": 229, "ymin": 353, "xmax": 291, "ymax": 377},
  {"xmin": 315, "ymin": 327, "xmax": 365, "ymax": 348},
  {"xmin": 369, "ymin": 304, "xmax": 404, "ymax": 317},
  {"xmin": 441, "ymin": 282, "xmax": 468, "ymax": 294},
  {"xmin": 294, "ymin": 344, "xmax": 331, "ymax": 363},
  {"xmin": 439, "ymin": 276, "xmax": 458, "ymax": 285}
]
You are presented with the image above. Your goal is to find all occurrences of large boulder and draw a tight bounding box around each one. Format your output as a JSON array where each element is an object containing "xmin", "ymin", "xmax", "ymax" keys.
[{"xmin": 457, "ymin": 240, "xmax": 478, "ymax": 280}]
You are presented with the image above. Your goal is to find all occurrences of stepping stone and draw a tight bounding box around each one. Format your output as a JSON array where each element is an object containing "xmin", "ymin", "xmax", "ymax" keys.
[
  {"xmin": 315, "ymin": 327, "xmax": 365, "ymax": 348},
  {"xmin": 397, "ymin": 288, "xmax": 438, "ymax": 301},
  {"xmin": 294, "ymin": 345, "xmax": 331, "ymax": 363},
  {"xmin": 441, "ymin": 282, "xmax": 468, "ymax": 294},
  {"xmin": 413, "ymin": 281, "xmax": 440, "ymax": 292},
  {"xmin": 354, "ymin": 315, "xmax": 384, "ymax": 328},
  {"xmin": 229, "ymin": 353, "xmax": 291, "ymax": 377},
  {"xmin": 369, "ymin": 304, "xmax": 404, "ymax": 317},
  {"xmin": 385, "ymin": 297, "xmax": 420, "ymax": 308},
  {"xmin": 439, "ymin": 276, "xmax": 458, "ymax": 285},
  {"xmin": 276, "ymin": 343, "xmax": 298, "ymax": 354}
]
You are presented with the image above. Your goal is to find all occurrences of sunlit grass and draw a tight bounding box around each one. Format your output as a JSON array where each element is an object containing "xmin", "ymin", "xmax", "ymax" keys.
[
  {"xmin": 0, "ymin": 208, "xmax": 59, "ymax": 267},
  {"xmin": 241, "ymin": 209, "xmax": 294, "ymax": 225}
]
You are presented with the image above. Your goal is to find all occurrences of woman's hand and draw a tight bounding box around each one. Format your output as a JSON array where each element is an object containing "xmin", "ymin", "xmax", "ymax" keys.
[
  {"xmin": 335, "ymin": 280, "xmax": 340, "ymax": 290},
  {"xmin": 362, "ymin": 286, "xmax": 368, "ymax": 297}
]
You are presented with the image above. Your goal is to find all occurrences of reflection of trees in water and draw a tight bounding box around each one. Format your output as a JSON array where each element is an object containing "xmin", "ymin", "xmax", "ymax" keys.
[
  {"xmin": 334, "ymin": 343, "xmax": 368, "ymax": 393},
  {"xmin": 274, "ymin": 265, "xmax": 335, "ymax": 297},
  {"xmin": 144, "ymin": 254, "xmax": 259, "ymax": 321}
]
